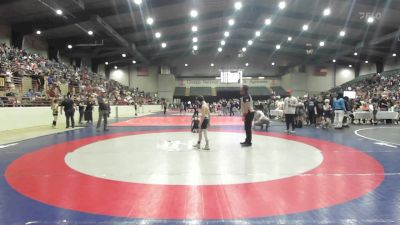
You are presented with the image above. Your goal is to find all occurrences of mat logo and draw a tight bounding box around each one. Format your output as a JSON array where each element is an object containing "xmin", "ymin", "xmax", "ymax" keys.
[
  {"xmin": 157, "ymin": 140, "xmax": 192, "ymax": 151},
  {"xmin": 359, "ymin": 12, "xmax": 382, "ymax": 21}
]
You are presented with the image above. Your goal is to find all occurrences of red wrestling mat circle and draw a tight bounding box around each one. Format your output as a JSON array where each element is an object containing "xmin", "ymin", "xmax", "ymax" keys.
[
  {"xmin": 5, "ymin": 130, "xmax": 384, "ymax": 220},
  {"xmin": 111, "ymin": 116, "xmax": 244, "ymax": 127}
]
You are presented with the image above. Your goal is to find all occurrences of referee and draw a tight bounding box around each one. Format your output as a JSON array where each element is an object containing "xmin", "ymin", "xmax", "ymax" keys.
[{"xmin": 240, "ymin": 85, "xmax": 255, "ymax": 147}]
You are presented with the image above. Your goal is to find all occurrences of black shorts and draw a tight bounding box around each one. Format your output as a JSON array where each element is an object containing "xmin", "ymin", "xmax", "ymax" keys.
[{"xmin": 201, "ymin": 118, "xmax": 209, "ymax": 129}]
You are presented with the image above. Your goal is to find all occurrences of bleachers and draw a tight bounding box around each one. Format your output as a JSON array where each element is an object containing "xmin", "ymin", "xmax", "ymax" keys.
[
  {"xmin": 173, "ymin": 87, "xmax": 187, "ymax": 97},
  {"xmin": 249, "ymin": 86, "xmax": 273, "ymax": 96},
  {"xmin": 331, "ymin": 68, "xmax": 400, "ymax": 92},
  {"xmin": 271, "ymin": 86, "xmax": 288, "ymax": 96},
  {"xmin": 189, "ymin": 87, "xmax": 212, "ymax": 96}
]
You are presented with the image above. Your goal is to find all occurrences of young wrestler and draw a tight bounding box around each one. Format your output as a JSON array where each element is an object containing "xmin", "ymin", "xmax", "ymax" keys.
[{"xmin": 193, "ymin": 96, "xmax": 210, "ymax": 150}]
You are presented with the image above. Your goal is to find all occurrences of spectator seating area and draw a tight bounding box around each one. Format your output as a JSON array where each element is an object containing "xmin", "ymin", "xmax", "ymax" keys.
[{"xmin": 0, "ymin": 43, "xmax": 158, "ymax": 107}]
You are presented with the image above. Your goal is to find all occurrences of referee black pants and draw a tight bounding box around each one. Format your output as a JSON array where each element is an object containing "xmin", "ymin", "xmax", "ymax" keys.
[{"xmin": 244, "ymin": 112, "xmax": 255, "ymax": 144}]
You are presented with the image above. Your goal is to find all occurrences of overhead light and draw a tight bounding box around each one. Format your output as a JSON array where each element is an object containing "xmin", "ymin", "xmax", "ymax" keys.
[
  {"xmin": 258, "ymin": 76, "xmax": 265, "ymax": 79},
  {"xmin": 271, "ymin": 62, "xmax": 275, "ymax": 66},
  {"xmin": 224, "ymin": 31, "xmax": 230, "ymax": 37},
  {"xmin": 88, "ymin": 30, "xmax": 94, "ymax": 36},
  {"xmin": 319, "ymin": 41, "xmax": 325, "ymax": 47},
  {"xmin": 287, "ymin": 36, "xmax": 292, "ymax": 41},
  {"xmin": 105, "ymin": 62, "xmax": 109, "ymax": 65},
  {"xmin": 161, "ymin": 42, "xmax": 167, "ymax": 48},
  {"xmin": 114, "ymin": 66, "xmax": 118, "ymax": 70},
  {"xmin": 132, "ymin": 60, "xmax": 137, "ymax": 64},
  {"xmin": 155, "ymin": 32, "xmax": 162, "ymax": 38},
  {"xmin": 278, "ymin": 1, "xmax": 286, "ymax": 9},
  {"xmin": 349, "ymin": 65, "xmax": 352, "ymax": 68},
  {"xmin": 122, "ymin": 53, "xmax": 127, "ymax": 58},
  {"xmin": 323, "ymin": 8, "xmax": 331, "ymax": 16},
  {"xmin": 354, "ymin": 52, "xmax": 358, "ymax": 56},
  {"xmin": 67, "ymin": 44, "xmax": 73, "ymax": 49},
  {"xmin": 234, "ymin": 1, "xmax": 242, "ymax": 10},
  {"xmin": 228, "ymin": 19, "xmax": 235, "ymax": 26},
  {"xmin": 146, "ymin": 17, "xmax": 154, "ymax": 25},
  {"xmin": 242, "ymin": 47, "xmax": 247, "ymax": 52},
  {"xmin": 218, "ymin": 47, "xmax": 222, "ymax": 52},
  {"xmin": 133, "ymin": 0, "xmax": 142, "ymax": 5},
  {"xmin": 36, "ymin": 30, "xmax": 41, "ymax": 35},
  {"xmin": 210, "ymin": 63, "xmax": 215, "ymax": 67},
  {"xmin": 255, "ymin": 30, "xmax": 261, "ymax": 37},
  {"xmin": 184, "ymin": 64, "xmax": 188, "ymax": 67},
  {"xmin": 393, "ymin": 53, "xmax": 397, "ymax": 57},
  {"xmin": 276, "ymin": 44, "xmax": 281, "ymax": 50},
  {"xmin": 367, "ymin": 16, "xmax": 374, "ymax": 24},
  {"xmin": 332, "ymin": 59, "xmax": 336, "ymax": 63},
  {"xmin": 265, "ymin": 18, "xmax": 272, "ymax": 25},
  {"xmin": 302, "ymin": 24, "xmax": 309, "ymax": 31},
  {"xmin": 191, "ymin": 25, "xmax": 198, "ymax": 32},
  {"xmin": 245, "ymin": 63, "xmax": 249, "ymax": 67},
  {"xmin": 339, "ymin": 30, "xmax": 346, "ymax": 37},
  {"xmin": 193, "ymin": 45, "xmax": 198, "ymax": 50},
  {"xmin": 248, "ymin": 40, "xmax": 253, "ymax": 45},
  {"xmin": 220, "ymin": 40, "xmax": 226, "ymax": 46},
  {"xmin": 192, "ymin": 37, "xmax": 198, "ymax": 43},
  {"xmin": 190, "ymin": 9, "xmax": 198, "ymax": 18},
  {"xmin": 365, "ymin": 60, "xmax": 369, "ymax": 64},
  {"xmin": 55, "ymin": 9, "xmax": 63, "ymax": 15}
]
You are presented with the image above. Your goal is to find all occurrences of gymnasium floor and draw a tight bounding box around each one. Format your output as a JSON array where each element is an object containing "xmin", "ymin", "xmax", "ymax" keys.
[{"xmin": 0, "ymin": 112, "xmax": 399, "ymax": 225}]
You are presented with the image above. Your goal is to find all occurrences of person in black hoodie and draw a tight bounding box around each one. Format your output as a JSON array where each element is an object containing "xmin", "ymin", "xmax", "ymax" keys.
[{"xmin": 85, "ymin": 96, "xmax": 94, "ymax": 124}]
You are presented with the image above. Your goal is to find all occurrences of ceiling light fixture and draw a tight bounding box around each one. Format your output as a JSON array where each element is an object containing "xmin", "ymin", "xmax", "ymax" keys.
[
  {"xmin": 193, "ymin": 45, "xmax": 198, "ymax": 50},
  {"xmin": 278, "ymin": 1, "xmax": 286, "ymax": 9},
  {"xmin": 218, "ymin": 47, "xmax": 222, "ymax": 52},
  {"xmin": 224, "ymin": 31, "xmax": 230, "ymax": 37},
  {"xmin": 192, "ymin": 37, "xmax": 198, "ymax": 43},
  {"xmin": 114, "ymin": 66, "xmax": 118, "ymax": 70},
  {"xmin": 132, "ymin": 60, "xmax": 137, "ymax": 64},
  {"xmin": 332, "ymin": 59, "xmax": 336, "ymax": 63},
  {"xmin": 271, "ymin": 62, "xmax": 275, "ymax": 66},
  {"xmin": 242, "ymin": 47, "xmax": 247, "ymax": 52},
  {"xmin": 228, "ymin": 19, "xmax": 235, "ymax": 26},
  {"xmin": 245, "ymin": 63, "xmax": 249, "ymax": 67},
  {"xmin": 56, "ymin": 9, "xmax": 63, "ymax": 15},
  {"xmin": 367, "ymin": 17, "xmax": 374, "ymax": 24},
  {"xmin": 255, "ymin": 30, "xmax": 261, "ymax": 37},
  {"xmin": 287, "ymin": 36, "xmax": 292, "ymax": 41},
  {"xmin": 133, "ymin": 0, "xmax": 142, "ymax": 5},
  {"xmin": 185, "ymin": 64, "xmax": 188, "ymax": 67},
  {"xmin": 265, "ymin": 18, "xmax": 272, "ymax": 25},
  {"xmin": 190, "ymin": 9, "xmax": 198, "ymax": 18},
  {"xmin": 323, "ymin": 8, "xmax": 331, "ymax": 16},
  {"xmin": 339, "ymin": 30, "xmax": 346, "ymax": 37},
  {"xmin": 302, "ymin": 24, "xmax": 309, "ymax": 31},
  {"xmin": 36, "ymin": 30, "xmax": 41, "ymax": 35},
  {"xmin": 191, "ymin": 25, "xmax": 198, "ymax": 32},
  {"xmin": 146, "ymin": 17, "xmax": 154, "ymax": 25},
  {"xmin": 248, "ymin": 40, "xmax": 253, "ymax": 45},
  {"xmin": 88, "ymin": 30, "xmax": 94, "ymax": 36},
  {"xmin": 319, "ymin": 41, "xmax": 325, "ymax": 47},
  {"xmin": 161, "ymin": 42, "xmax": 167, "ymax": 48},
  {"xmin": 67, "ymin": 44, "xmax": 73, "ymax": 49},
  {"xmin": 393, "ymin": 53, "xmax": 397, "ymax": 57},
  {"xmin": 122, "ymin": 53, "xmax": 126, "ymax": 58},
  {"xmin": 155, "ymin": 32, "xmax": 161, "ymax": 38},
  {"xmin": 354, "ymin": 52, "xmax": 358, "ymax": 56},
  {"xmin": 349, "ymin": 65, "xmax": 352, "ymax": 68},
  {"xmin": 210, "ymin": 63, "xmax": 215, "ymax": 67},
  {"xmin": 105, "ymin": 62, "xmax": 109, "ymax": 65},
  {"xmin": 234, "ymin": 1, "xmax": 242, "ymax": 10},
  {"xmin": 276, "ymin": 44, "xmax": 281, "ymax": 50},
  {"xmin": 365, "ymin": 60, "xmax": 369, "ymax": 64},
  {"xmin": 220, "ymin": 40, "xmax": 226, "ymax": 46}
]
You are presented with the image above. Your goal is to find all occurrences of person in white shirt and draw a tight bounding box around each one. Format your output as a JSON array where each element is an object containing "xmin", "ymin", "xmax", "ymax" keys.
[
  {"xmin": 284, "ymin": 90, "xmax": 298, "ymax": 134},
  {"xmin": 253, "ymin": 110, "xmax": 270, "ymax": 130}
]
